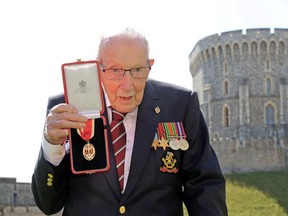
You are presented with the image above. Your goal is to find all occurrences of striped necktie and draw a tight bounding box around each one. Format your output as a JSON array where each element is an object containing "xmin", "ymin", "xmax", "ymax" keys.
[{"xmin": 110, "ymin": 109, "xmax": 126, "ymax": 193}]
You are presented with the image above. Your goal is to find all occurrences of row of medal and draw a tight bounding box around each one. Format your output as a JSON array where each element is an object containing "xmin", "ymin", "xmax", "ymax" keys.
[{"xmin": 151, "ymin": 122, "xmax": 189, "ymax": 151}]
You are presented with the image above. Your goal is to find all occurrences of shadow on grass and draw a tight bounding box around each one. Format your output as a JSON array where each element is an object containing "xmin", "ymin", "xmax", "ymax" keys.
[{"xmin": 225, "ymin": 169, "xmax": 288, "ymax": 214}]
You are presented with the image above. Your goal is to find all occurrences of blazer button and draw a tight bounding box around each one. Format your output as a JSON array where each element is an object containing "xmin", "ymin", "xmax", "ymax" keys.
[
  {"xmin": 47, "ymin": 173, "xmax": 53, "ymax": 186},
  {"xmin": 119, "ymin": 206, "xmax": 126, "ymax": 214}
]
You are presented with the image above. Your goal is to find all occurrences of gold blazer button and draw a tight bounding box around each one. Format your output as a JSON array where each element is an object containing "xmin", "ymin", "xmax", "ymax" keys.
[{"xmin": 119, "ymin": 206, "xmax": 126, "ymax": 214}]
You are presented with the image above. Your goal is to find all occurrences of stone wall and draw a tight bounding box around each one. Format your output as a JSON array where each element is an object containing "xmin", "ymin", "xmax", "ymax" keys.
[
  {"xmin": 0, "ymin": 178, "xmax": 62, "ymax": 216},
  {"xmin": 189, "ymin": 28, "xmax": 288, "ymax": 173},
  {"xmin": 212, "ymin": 138, "xmax": 288, "ymax": 173},
  {"xmin": 0, "ymin": 206, "xmax": 62, "ymax": 216}
]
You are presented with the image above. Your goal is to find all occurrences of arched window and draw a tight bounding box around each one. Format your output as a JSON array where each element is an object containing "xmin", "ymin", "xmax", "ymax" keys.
[
  {"xmin": 233, "ymin": 43, "xmax": 240, "ymax": 61},
  {"xmin": 242, "ymin": 42, "xmax": 248, "ymax": 61},
  {"xmin": 205, "ymin": 49, "xmax": 210, "ymax": 61},
  {"xmin": 224, "ymin": 80, "xmax": 228, "ymax": 95},
  {"xmin": 225, "ymin": 44, "xmax": 231, "ymax": 59},
  {"xmin": 266, "ymin": 59, "xmax": 270, "ymax": 71},
  {"xmin": 260, "ymin": 41, "xmax": 267, "ymax": 57},
  {"xmin": 279, "ymin": 41, "xmax": 285, "ymax": 65},
  {"xmin": 224, "ymin": 62, "xmax": 228, "ymax": 74},
  {"xmin": 218, "ymin": 46, "xmax": 223, "ymax": 60},
  {"xmin": 270, "ymin": 41, "xmax": 276, "ymax": 54},
  {"xmin": 223, "ymin": 106, "xmax": 230, "ymax": 127},
  {"xmin": 251, "ymin": 41, "xmax": 258, "ymax": 58},
  {"xmin": 265, "ymin": 104, "xmax": 275, "ymax": 125}
]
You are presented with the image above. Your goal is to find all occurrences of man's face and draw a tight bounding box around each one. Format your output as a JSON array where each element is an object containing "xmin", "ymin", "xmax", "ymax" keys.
[{"xmin": 100, "ymin": 38, "xmax": 154, "ymax": 113}]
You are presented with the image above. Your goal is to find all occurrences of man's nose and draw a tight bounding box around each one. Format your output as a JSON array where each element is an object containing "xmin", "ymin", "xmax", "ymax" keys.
[{"xmin": 120, "ymin": 71, "xmax": 133, "ymax": 89}]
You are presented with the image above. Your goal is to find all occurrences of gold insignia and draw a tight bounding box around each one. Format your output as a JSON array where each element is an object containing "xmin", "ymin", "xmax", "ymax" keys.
[
  {"xmin": 159, "ymin": 151, "xmax": 178, "ymax": 173},
  {"xmin": 151, "ymin": 139, "xmax": 160, "ymax": 150},
  {"xmin": 83, "ymin": 143, "xmax": 96, "ymax": 161},
  {"xmin": 154, "ymin": 106, "xmax": 160, "ymax": 114},
  {"xmin": 158, "ymin": 137, "xmax": 169, "ymax": 150}
]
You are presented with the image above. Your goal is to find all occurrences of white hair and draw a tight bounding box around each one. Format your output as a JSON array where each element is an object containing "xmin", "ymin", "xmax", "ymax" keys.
[{"xmin": 96, "ymin": 27, "xmax": 150, "ymax": 60}]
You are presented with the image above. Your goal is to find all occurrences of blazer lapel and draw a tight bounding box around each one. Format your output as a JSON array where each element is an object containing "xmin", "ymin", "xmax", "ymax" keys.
[{"xmin": 122, "ymin": 81, "xmax": 160, "ymax": 200}]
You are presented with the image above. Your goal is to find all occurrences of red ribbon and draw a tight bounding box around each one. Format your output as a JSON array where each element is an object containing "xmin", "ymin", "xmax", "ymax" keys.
[{"xmin": 77, "ymin": 119, "xmax": 94, "ymax": 141}]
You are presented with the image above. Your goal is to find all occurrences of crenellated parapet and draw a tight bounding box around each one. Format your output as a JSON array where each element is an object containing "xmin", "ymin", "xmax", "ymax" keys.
[{"xmin": 189, "ymin": 28, "xmax": 288, "ymax": 77}]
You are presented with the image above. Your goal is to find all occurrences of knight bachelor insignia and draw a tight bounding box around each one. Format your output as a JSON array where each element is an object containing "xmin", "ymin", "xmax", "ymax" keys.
[
  {"xmin": 83, "ymin": 142, "xmax": 96, "ymax": 161},
  {"xmin": 77, "ymin": 119, "xmax": 96, "ymax": 160}
]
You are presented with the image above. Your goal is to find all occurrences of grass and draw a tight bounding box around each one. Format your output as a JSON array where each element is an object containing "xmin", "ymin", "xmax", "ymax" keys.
[{"xmin": 183, "ymin": 169, "xmax": 288, "ymax": 216}]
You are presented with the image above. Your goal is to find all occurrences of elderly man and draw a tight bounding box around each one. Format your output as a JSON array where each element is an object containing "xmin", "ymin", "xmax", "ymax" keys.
[{"xmin": 32, "ymin": 28, "xmax": 227, "ymax": 216}]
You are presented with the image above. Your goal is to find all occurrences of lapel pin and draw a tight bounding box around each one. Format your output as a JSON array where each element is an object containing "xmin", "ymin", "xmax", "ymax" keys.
[{"xmin": 154, "ymin": 106, "xmax": 160, "ymax": 114}]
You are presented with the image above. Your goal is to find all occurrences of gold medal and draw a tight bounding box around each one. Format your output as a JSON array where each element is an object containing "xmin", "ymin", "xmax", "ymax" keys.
[
  {"xmin": 83, "ymin": 142, "xmax": 96, "ymax": 161},
  {"xmin": 77, "ymin": 119, "xmax": 96, "ymax": 160}
]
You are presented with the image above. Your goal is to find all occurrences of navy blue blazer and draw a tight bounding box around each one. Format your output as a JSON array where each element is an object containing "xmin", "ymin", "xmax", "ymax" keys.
[{"xmin": 32, "ymin": 79, "xmax": 227, "ymax": 216}]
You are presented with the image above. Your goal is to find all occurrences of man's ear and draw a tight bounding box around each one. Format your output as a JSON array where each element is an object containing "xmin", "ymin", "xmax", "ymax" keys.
[{"xmin": 149, "ymin": 59, "xmax": 155, "ymax": 67}]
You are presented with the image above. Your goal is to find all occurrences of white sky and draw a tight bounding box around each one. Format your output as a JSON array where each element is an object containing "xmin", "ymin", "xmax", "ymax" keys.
[{"xmin": 0, "ymin": 0, "xmax": 287, "ymax": 183}]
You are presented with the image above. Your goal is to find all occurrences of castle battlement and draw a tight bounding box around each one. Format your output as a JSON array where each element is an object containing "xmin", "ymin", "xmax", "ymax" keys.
[
  {"xmin": 189, "ymin": 28, "xmax": 288, "ymax": 173},
  {"xmin": 189, "ymin": 28, "xmax": 288, "ymax": 72}
]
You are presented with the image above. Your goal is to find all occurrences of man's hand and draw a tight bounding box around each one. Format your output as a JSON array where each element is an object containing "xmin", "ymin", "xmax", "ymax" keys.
[{"xmin": 44, "ymin": 103, "xmax": 88, "ymax": 145}]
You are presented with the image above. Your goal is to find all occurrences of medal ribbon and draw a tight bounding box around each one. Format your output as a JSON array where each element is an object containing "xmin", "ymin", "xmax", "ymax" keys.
[
  {"xmin": 157, "ymin": 123, "xmax": 166, "ymax": 139},
  {"xmin": 77, "ymin": 119, "xmax": 95, "ymax": 142},
  {"xmin": 163, "ymin": 122, "xmax": 176, "ymax": 140},
  {"xmin": 175, "ymin": 122, "xmax": 186, "ymax": 139}
]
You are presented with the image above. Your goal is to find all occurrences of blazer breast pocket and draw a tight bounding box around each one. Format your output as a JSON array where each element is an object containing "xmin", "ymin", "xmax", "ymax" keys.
[{"xmin": 155, "ymin": 150, "xmax": 181, "ymax": 186}]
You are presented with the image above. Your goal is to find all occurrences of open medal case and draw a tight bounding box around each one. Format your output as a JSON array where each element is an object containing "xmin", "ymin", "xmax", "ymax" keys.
[{"xmin": 62, "ymin": 60, "xmax": 109, "ymax": 174}]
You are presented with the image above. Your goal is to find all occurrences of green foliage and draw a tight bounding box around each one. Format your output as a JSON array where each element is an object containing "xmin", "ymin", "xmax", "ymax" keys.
[{"xmin": 183, "ymin": 170, "xmax": 288, "ymax": 216}]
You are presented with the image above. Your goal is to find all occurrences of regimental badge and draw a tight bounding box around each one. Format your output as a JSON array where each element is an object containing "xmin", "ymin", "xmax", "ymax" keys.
[
  {"xmin": 159, "ymin": 151, "xmax": 178, "ymax": 173},
  {"xmin": 151, "ymin": 122, "xmax": 189, "ymax": 151}
]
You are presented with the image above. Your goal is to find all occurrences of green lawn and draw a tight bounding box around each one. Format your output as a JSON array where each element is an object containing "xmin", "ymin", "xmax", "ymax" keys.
[{"xmin": 184, "ymin": 170, "xmax": 288, "ymax": 216}]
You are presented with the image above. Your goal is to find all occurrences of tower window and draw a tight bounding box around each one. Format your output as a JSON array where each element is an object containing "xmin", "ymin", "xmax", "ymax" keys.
[
  {"xmin": 224, "ymin": 80, "xmax": 228, "ymax": 95},
  {"xmin": 266, "ymin": 59, "xmax": 270, "ymax": 71},
  {"xmin": 265, "ymin": 104, "xmax": 275, "ymax": 125},
  {"xmin": 224, "ymin": 62, "xmax": 228, "ymax": 74},
  {"xmin": 223, "ymin": 106, "xmax": 230, "ymax": 127}
]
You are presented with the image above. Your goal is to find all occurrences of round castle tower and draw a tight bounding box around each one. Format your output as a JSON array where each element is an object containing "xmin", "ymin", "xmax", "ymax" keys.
[{"xmin": 189, "ymin": 28, "xmax": 288, "ymax": 172}]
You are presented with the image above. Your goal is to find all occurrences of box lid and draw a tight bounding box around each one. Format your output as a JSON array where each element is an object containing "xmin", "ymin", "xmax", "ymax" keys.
[{"xmin": 62, "ymin": 60, "xmax": 104, "ymax": 119}]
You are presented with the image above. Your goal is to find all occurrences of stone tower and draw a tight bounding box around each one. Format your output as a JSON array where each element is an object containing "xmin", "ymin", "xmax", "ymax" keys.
[{"xmin": 189, "ymin": 28, "xmax": 288, "ymax": 172}]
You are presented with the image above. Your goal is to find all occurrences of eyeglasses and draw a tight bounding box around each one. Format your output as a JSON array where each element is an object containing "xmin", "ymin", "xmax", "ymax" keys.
[{"xmin": 100, "ymin": 64, "xmax": 151, "ymax": 80}]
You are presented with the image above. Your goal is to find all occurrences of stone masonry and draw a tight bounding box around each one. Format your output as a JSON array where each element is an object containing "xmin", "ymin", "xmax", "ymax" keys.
[
  {"xmin": 0, "ymin": 178, "xmax": 61, "ymax": 216},
  {"xmin": 189, "ymin": 28, "xmax": 288, "ymax": 173}
]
